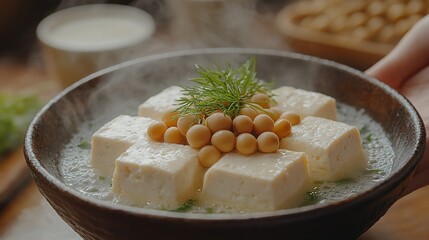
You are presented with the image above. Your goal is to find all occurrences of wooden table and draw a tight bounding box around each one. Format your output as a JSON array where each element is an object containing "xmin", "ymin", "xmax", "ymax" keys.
[
  {"xmin": 0, "ymin": 9, "xmax": 429, "ymax": 239},
  {"xmin": 1, "ymin": 56, "xmax": 428, "ymax": 240}
]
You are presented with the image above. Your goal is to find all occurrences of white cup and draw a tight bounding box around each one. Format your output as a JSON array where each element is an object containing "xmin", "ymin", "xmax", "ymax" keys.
[{"xmin": 37, "ymin": 4, "xmax": 155, "ymax": 87}]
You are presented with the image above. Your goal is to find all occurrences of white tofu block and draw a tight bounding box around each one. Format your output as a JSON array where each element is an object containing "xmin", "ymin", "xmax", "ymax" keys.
[
  {"xmin": 202, "ymin": 150, "xmax": 310, "ymax": 211},
  {"xmin": 112, "ymin": 142, "xmax": 200, "ymax": 207},
  {"xmin": 272, "ymin": 86, "xmax": 336, "ymax": 120},
  {"xmin": 90, "ymin": 115, "xmax": 155, "ymax": 177},
  {"xmin": 138, "ymin": 85, "xmax": 183, "ymax": 120},
  {"xmin": 280, "ymin": 116, "xmax": 366, "ymax": 181}
]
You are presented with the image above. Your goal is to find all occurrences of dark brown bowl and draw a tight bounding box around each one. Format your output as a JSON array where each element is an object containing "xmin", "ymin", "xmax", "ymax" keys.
[{"xmin": 24, "ymin": 48, "xmax": 425, "ymax": 240}]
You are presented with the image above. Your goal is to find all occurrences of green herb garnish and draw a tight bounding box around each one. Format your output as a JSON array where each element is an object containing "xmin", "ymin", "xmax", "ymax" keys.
[
  {"xmin": 334, "ymin": 178, "xmax": 356, "ymax": 185},
  {"xmin": 303, "ymin": 186, "xmax": 322, "ymax": 205},
  {"xmin": 307, "ymin": 191, "xmax": 319, "ymax": 202},
  {"xmin": 175, "ymin": 58, "xmax": 274, "ymax": 122},
  {"xmin": 205, "ymin": 207, "xmax": 214, "ymax": 214},
  {"xmin": 78, "ymin": 140, "xmax": 91, "ymax": 149},
  {"xmin": 171, "ymin": 199, "xmax": 196, "ymax": 212},
  {"xmin": 0, "ymin": 93, "xmax": 41, "ymax": 155},
  {"xmin": 98, "ymin": 176, "xmax": 106, "ymax": 181},
  {"xmin": 359, "ymin": 125, "xmax": 369, "ymax": 135},
  {"xmin": 362, "ymin": 134, "xmax": 376, "ymax": 145}
]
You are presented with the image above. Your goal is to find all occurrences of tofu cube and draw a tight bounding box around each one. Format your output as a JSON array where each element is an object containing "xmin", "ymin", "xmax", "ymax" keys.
[
  {"xmin": 280, "ymin": 116, "xmax": 366, "ymax": 181},
  {"xmin": 90, "ymin": 115, "xmax": 155, "ymax": 177},
  {"xmin": 112, "ymin": 142, "xmax": 200, "ymax": 207},
  {"xmin": 202, "ymin": 150, "xmax": 310, "ymax": 211},
  {"xmin": 272, "ymin": 86, "xmax": 336, "ymax": 120},
  {"xmin": 138, "ymin": 86, "xmax": 183, "ymax": 120}
]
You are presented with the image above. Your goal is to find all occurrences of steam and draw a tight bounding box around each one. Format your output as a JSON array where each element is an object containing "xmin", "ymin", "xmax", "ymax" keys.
[
  {"xmin": 36, "ymin": 0, "xmax": 288, "ymax": 87},
  {"xmin": 54, "ymin": 0, "xmax": 286, "ymax": 53},
  {"xmin": 148, "ymin": 0, "xmax": 285, "ymax": 51},
  {"xmin": 37, "ymin": 0, "xmax": 291, "ymax": 129}
]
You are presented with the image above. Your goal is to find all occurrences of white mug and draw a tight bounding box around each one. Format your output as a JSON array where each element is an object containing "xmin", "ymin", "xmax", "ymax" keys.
[{"xmin": 37, "ymin": 4, "xmax": 155, "ymax": 87}]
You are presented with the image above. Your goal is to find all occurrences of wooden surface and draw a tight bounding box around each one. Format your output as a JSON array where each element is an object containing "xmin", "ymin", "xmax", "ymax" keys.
[
  {"xmin": 0, "ymin": 6, "xmax": 429, "ymax": 239},
  {"xmin": 1, "ymin": 56, "xmax": 428, "ymax": 240},
  {"xmin": 0, "ymin": 146, "xmax": 30, "ymax": 205},
  {"xmin": 0, "ymin": 62, "xmax": 60, "ymax": 210}
]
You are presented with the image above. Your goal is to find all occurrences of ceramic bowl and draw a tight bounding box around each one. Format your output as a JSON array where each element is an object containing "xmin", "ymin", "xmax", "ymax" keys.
[{"xmin": 24, "ymin": 48, "xmax": 425, "ymax": 240}]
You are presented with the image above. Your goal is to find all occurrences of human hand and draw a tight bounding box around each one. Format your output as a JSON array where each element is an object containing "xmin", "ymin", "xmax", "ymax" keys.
[{"xmin": 366, "ymin": 15, "xmax": 429, "ymax": 195}]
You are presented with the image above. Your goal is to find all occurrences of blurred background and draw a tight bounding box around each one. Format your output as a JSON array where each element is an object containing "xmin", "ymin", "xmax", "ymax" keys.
[
  {"xmin": 0, "ymin": 0, "xmax": 285, "ymax": 60},
  {"xmin": 1, "ymin": 0, "xmax": 428, "ymax": 239},
  {"xmin": 1, "ymin": 0, "xmax": 426, "ymax": 67}
]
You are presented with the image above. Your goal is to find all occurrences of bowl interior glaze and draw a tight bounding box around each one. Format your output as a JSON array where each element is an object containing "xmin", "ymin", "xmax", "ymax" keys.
[{"xmin": 25, "ymin": 48, "xmax": 425, "ymax": 240}]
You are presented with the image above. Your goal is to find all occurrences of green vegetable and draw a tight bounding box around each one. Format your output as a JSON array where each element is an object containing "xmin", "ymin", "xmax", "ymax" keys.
[
  {"xmin": 175, "ymin": 58, "xmax": 275, "ymax": 123},
  {"xmin": 0, "ymin": 93, "xmax": 41, "ymax": 155},
  {"xmin": 171, "ymin": 199, "xmax": 196, "ymax": 212}
]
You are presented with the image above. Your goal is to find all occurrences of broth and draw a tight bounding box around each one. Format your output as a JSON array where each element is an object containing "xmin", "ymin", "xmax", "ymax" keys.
[{"xmin": 59, "ymin": 102, "xmax": 394, "ymax": 213}]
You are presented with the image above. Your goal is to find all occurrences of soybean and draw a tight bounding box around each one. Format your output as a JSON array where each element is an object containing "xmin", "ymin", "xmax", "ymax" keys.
[
  {"xmin": 186, "ymin": 124, "xmax": 211, "ymax": 149},
  {"xmin": 147, "ymin": 121, "xmax": 168, "ymax": 141},
  {"xmin": 253, "ymin": 114, "xmax": 274, "ymax": 136},
  {"xmin": 211, "ymin": 130, "xmax": 236, "ymax": 153},
  {"xmin": 236, "ymin": 133, "xmax": 257, "ymax": 155},
  {"xmin": 206, "ymin": 112, "xmax": 232, "ymax": 133},
  {"xmin": 198, "ymin": 145, "xmax": 222, "ymax": 168},
  {"xmin": 257, "ymin": 132, "xmax": 279, "ymax": 153},
  {"xmin": 232, "ymin": 115, "xmax": 253, "ymax": 134}
]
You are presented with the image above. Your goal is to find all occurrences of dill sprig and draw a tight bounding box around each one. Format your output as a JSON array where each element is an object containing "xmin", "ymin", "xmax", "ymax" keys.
[{"xmin": 175, "ymin": 58, "xmax": 274, "ymax": 122}]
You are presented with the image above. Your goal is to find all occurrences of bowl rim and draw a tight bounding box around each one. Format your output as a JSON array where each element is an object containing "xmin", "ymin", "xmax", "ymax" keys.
[{"xmin": 24, "ymin": 47, "xmax": 426, "ymax": 221}]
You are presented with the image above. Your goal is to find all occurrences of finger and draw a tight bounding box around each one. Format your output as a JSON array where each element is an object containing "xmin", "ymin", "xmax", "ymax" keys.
[
  {"xmin": 400, "ymin": 65, "xmax": 429, "ymax": 176},
  {"xmin": 366, "ymin": 16, "xmax": 429, "ymax": 89}
]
